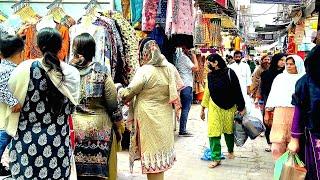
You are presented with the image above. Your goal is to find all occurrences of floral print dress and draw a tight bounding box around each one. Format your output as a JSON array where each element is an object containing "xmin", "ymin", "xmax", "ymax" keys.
[{"xmin": 9, "ymin": 61, "xmax": 73, "ymax": 179}]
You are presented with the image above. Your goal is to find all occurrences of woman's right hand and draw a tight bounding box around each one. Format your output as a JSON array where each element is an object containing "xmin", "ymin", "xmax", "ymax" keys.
[
  {"xmin": 200, "ymin": 110, "xmax": 205, "ymax": 121},
  {"xmin": 288, "ymin": 138, "xmax": 300, "ymax": 154}
]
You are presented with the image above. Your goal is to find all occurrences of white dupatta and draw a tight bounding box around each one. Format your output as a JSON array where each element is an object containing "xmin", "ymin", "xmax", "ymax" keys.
[
  {"xmin": 266, "ymin": 55, "xmax": 306, "ymax": 108},
  {"xmin": 0, "ymin": 59, "xmax": 80, "ymax": 136}
]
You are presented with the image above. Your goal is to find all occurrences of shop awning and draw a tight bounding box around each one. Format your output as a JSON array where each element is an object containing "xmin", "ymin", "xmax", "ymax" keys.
[{"xmin": 255, "ymin": 23, "xmax": 290, "ymax": 32}]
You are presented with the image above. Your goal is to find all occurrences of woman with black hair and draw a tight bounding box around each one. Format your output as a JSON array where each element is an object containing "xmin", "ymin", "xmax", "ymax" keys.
[
  {"xmin": 6, "ymin": 27, "xmax": 80, "ymax": 179},
  {"xmin": 70, "ymin": 33, "xmax": 123, "ymax": 180},
  {"xmin": 200, "ymin": 54, "xmax": 245, "ymax": 168},
  {"xmin": 259, "ymin": 53, "xmax": 286, "ymax": 152}
]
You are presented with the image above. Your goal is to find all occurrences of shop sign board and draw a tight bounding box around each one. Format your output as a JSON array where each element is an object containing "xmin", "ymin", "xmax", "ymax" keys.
[
  {"xmin": 215, "ymin": 0, "xmax": 227, "ymax": 8},
  {"xmin": 250, "ymin": 0, "xmax": 302, "ymax": 4}
]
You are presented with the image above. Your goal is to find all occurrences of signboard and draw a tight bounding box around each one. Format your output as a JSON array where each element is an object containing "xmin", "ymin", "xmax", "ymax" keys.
[
  {"xmin": 215, "ymin": 0, "xmax": 227, "ymax": 8},
  {"xmin": 250, "ymin": 0, "xmax": 302, "ymax": 4}
]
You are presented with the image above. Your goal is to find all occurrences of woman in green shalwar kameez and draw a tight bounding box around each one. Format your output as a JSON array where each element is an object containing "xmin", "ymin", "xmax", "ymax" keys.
[{"xmin": 200, "ymin": 54, "xmax": 246, "ymax": 168}]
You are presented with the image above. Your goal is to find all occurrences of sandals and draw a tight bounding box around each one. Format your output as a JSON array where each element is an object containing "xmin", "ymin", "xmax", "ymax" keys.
[
  {"xmin": 208, "ymin": 161, "xmax": 221, "ymax": 168},
  {"xmin": 227, "ymin": 153, "xmax": 235, "ymax": 159}
]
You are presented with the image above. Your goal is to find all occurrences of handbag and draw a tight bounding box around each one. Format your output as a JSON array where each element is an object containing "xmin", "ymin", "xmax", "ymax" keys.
[
  {"xmin": 280, "ymin": 152, "xmax": 307, "ymax": 180},
  {"xmin": 264, "ymin": 109, "xmax": 274, "ymax": 127}
]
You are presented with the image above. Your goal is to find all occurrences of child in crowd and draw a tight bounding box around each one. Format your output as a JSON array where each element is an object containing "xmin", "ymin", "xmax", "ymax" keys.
[{"xmin": 0, "ymin": 35, "xmax": 25, "ymax": 176}]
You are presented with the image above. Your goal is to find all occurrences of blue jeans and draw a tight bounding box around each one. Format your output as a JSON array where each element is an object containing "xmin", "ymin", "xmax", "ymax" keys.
[
  {"xmin": 0, "ymin": 130, "xmax": 11, "ymax": 158},
  {"xmin": 179, "ymin": 86, "xmax": 193, "ymax": 134}
]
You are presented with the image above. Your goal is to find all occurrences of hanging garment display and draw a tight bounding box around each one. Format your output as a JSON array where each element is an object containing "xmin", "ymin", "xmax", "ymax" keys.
[
  {"xmin": 121, "ymin": 0, "xmax": 131, "ymax": 20},
  {"xmin": 155, "ymin": 0, "xmax": 168, "ymax": 26},
  {"xmin": 112, "ymin": 13, "xmax": 139, "ymax": 83},
  {"xmin": 193, "ymin": 8, "xmax": 205, "ymax": 46},
  {"xmin": 142, "ymin": 0, "xmax": 160, "ymax": 31},
  {"xmin": 166, "ymin": 0, "xmax": 193, "ymax": 36},
  {"xmin": 130, "ymin": 0, "xmax": 143, "ymax": 25},
  {"xmin": 211, "ymin": 18, "xmax": 222, "ymax": 47}
]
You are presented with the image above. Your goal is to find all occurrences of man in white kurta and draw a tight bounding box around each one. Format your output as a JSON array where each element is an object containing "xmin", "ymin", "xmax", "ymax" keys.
[{"xmin": 228, "ymin": 51, "xmax": 252, "ymax": 111}]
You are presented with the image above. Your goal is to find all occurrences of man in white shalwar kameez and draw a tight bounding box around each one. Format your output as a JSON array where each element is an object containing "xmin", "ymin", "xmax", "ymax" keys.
[{"xmin": 228, "ymin": 51, "xmax": 252, "ymax": 112}]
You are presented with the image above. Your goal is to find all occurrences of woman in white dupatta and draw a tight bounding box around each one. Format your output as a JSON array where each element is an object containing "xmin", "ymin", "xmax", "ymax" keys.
[
  {"xmin": 6, "ymin": 28, "xmax": 80, "ymax": 179},
  {"xmin": 265, "ymin": 55, "xmax": 305, "ymax": 160}
]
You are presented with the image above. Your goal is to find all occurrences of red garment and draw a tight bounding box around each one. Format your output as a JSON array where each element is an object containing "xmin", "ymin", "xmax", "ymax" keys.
[{"xmin": 68, "ymin": 115, "xmax": 75, "ymax": 150}]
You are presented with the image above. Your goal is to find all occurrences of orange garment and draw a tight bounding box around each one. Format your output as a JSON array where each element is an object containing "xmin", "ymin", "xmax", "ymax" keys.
[
  {"xmin": 234, "ymin": 36, "xmax": 241, "ymax": 51},
  {"xmin": 57, "ymin": 25, "xmax": 70, "ymax": 61},
  {"xmin": 24, "ymin": 25, "xmax": 42, "ymax": 59}
]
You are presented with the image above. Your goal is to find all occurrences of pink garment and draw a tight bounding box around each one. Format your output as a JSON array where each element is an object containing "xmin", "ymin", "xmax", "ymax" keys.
[
  {"xmin": 142, "ymin": 0, "xmax": 160, "ymax": 31},
  {"xmin": 166, "ymin": 0, "xmax": 193, "ymax": 36}
]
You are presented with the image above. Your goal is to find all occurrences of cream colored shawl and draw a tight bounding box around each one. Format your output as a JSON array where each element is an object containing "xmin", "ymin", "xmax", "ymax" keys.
[{"xmin": 0, "ymin": 59, "xmax": 80, "ymax": 136}]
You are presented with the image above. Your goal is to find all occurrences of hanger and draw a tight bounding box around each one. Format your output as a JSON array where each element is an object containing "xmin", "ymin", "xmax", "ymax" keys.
[
  {"xmin": 11, "ymin": 0, "xmax": 28, "ymax": 13},
  {"xmin": 0, "ymin": 10, "xmax": 7, "ymax": 22},
  {"xmin": 47, "ymin": 0, "xmax": 62, "ymax": 9}
]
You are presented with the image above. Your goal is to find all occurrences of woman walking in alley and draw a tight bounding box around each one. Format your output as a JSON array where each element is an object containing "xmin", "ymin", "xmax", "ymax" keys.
[
  {"xmin": 70, "ymin": 33, "xmax": 123, "ymax": 180},
  {"xmin": 7, "ymin": 27, "xmax": 80, "ymax": 179},
  {"xmin": 288, "ymin": 45, "xmax": 320, "ymax": 179},
  {"xmin": 200, "ymin": 54, "xmax": 245, "ymax": 168},
  {"xmin": 119, "ymin": 38, "xmax": 179, "ymax": 180},
  {"xmin": 265, "ymin": 55, "xmax": 305, "ymax": 160},
  {"xmin": 259, "ymin": 53, "xmax": 286, "ymax": 152}
]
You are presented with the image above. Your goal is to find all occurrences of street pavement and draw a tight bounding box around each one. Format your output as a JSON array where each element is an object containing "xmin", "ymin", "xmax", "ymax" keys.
[
  {"xmin": 117, "ymin": 105, "xmax": 274, "ymax": 180},
  {"xmin": 1, "ymin": 105, "xmax": 274, "ymax": 180}
]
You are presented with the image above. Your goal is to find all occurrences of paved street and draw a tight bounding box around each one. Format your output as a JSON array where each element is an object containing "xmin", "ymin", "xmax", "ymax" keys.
[
  {"xmin": 1, "ymin": 105, "xmax": 274, "ymax": 180},
  {"xmin": 118, "ymin": 105, "xmax": 274, "ymax": 180}
]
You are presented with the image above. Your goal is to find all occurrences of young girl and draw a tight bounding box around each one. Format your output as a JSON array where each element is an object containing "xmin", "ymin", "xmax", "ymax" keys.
[{"xmin": 0, "ymin": 35, "xmax": 25, "ymax": 176}]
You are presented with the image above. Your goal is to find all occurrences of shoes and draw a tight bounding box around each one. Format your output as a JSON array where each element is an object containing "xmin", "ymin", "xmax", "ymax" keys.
[
  {"xmin": 0, "ymin": 163, "xmax": 11, "ymax": 176},
  {"xmin": 178, "ymin": 132, "xmax": 193, "ymax": 137}
]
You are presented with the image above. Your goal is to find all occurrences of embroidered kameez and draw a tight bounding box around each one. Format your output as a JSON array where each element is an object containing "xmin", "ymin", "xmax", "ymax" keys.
[
  {"xmin": 72, "ymin": 62, "xmax": 121, "ymax": 179},
  {"xmin": 119, "ymin": 40, "xmax": 178, "ymax": 174}
]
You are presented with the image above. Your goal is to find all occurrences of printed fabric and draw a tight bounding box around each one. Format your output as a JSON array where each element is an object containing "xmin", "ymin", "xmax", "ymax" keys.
[
  {"xmin": 142, "ymin": 0, "xmax": 160, "ymax": 31},
  {"xmin": 112, "ymin": 13, "xmax": 139, "ymax": 83},
  {"xmin": 166, "ymin": 0, "xmax": 193, "ymax": 36},
  {"xmin": 0, "ymin": 59, "xmax": 18, "ymax": 108},
  {"xmin": 9, "ymin": 61, "xmax": 73, "ymax": 179}
]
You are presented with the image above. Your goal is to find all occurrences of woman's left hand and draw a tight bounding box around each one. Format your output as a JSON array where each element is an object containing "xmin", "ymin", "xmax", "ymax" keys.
[{"xmin": 288, "ymin": 138, "xmax": 300, "ymax": 154}]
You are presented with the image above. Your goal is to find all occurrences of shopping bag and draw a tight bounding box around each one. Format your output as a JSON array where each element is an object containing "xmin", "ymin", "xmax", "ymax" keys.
[
  {"xmin": 280, "ymin": 153, "xmax": 307, "ymax": 180},
  {"xmin": 274, "ymin": 151, "xmax": 290, "ymax": 180},
  {"xmin": 264, "ymin": 109, "xmax": 274, "ymax": 127},
  {"xmin": 274, "ymin": 151, "xmax": 307, "ymax": 180},
  {"xmin": 247, "ymin": 104, "xmax": 263, "ymax": 122},
  {"xmin": 233, "ymin": 119, "xmax": 248, "ymax": 147},
  {"xmin": 242, "ymin": 115, "xmax": 266, "ymax": 139}
]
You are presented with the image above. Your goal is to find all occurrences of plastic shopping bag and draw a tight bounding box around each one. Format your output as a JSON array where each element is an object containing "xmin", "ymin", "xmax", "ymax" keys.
[
  {"xmin": 233, "ymin": 116, "xmax": 248, "ymax": 147},
  {"xmin": 280, "ymin": 152, "xmax": 307, "ymax": 180},
  {"xmin": 242, "ymin": 115, "xmax": 266, "ymax": 140},
  {"xmin": 274, "ymin": 151, "xmax": 307, "ymax": 180}
]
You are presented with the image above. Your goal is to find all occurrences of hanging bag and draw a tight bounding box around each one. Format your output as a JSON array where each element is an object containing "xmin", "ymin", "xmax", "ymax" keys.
[
  {"xmin": 280, "ymin": 152, "xmax": 307, "ymax": 180},
  {"xmin": 264, "ymin": 108, "xmax": 274, "ymax": 127}
]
